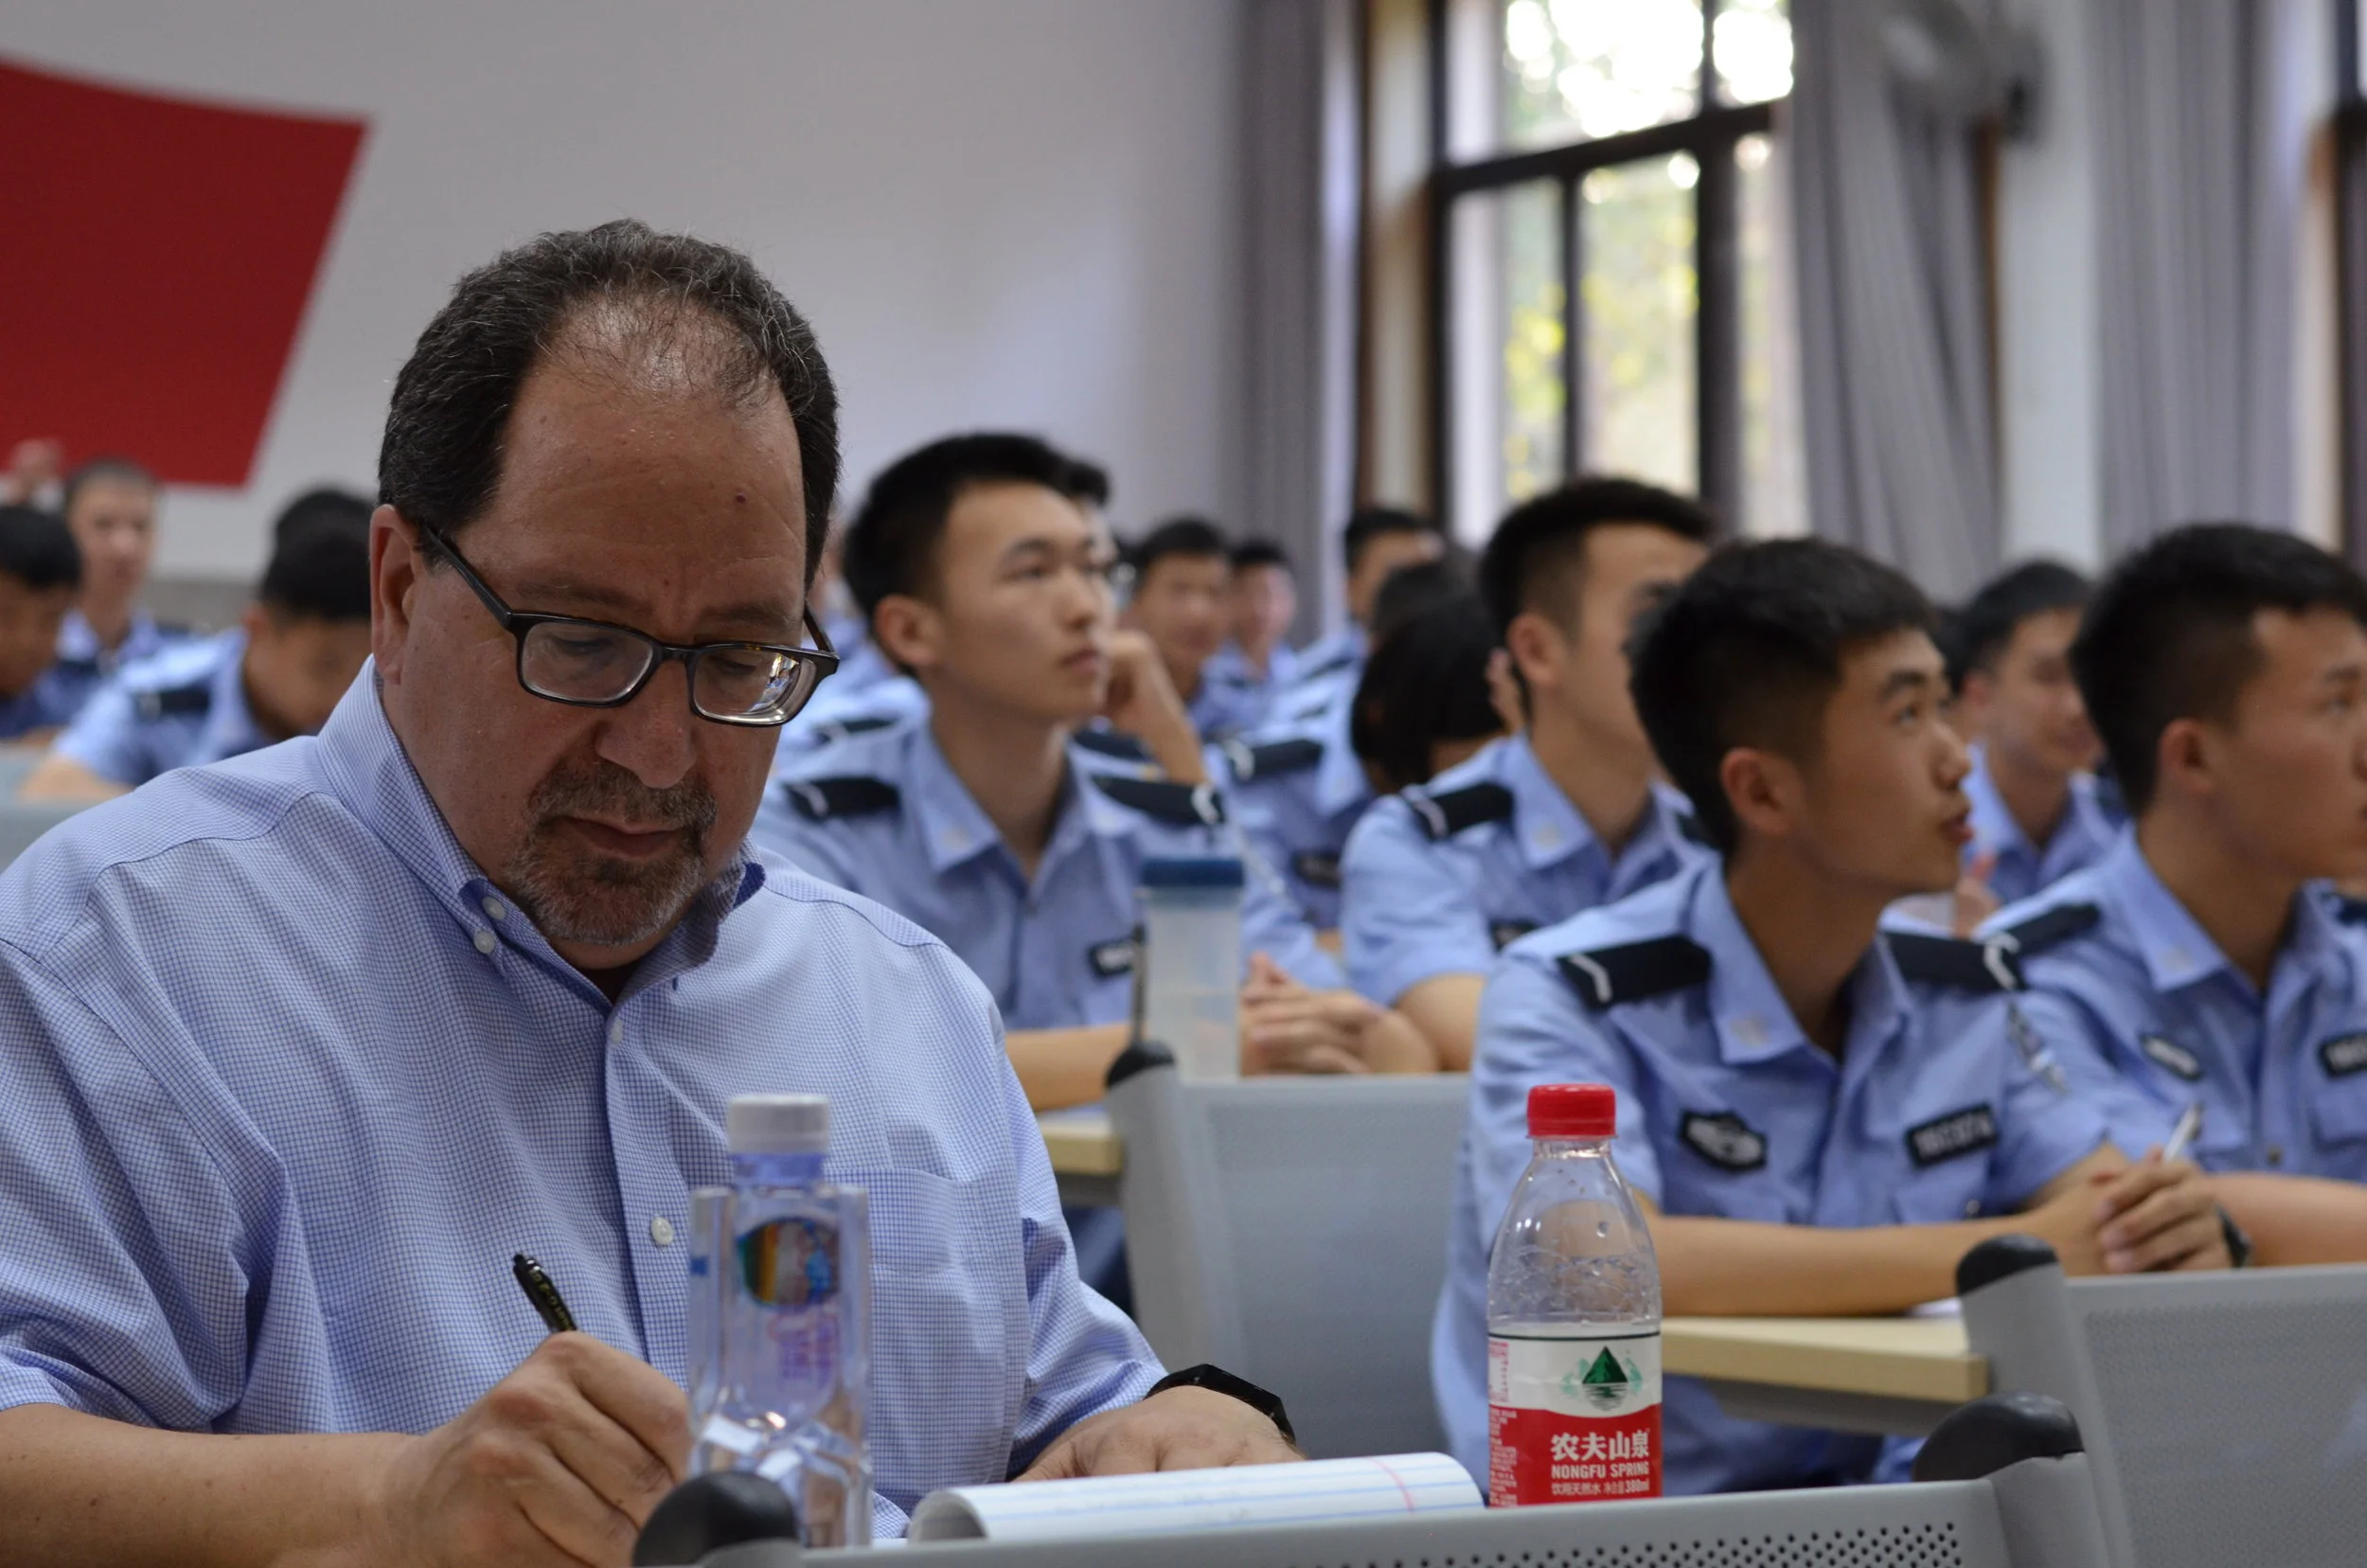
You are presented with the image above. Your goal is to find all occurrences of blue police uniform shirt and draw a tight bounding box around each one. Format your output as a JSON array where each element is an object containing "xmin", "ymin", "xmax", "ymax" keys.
[
  {"xmin": 1203, "ymin": 640, "xmax": 1300, "ymax": 710},
  {"xmin": 0, "ymin": 686, "xmax": 53, "ymax": 740},
  {"xmin": 1185, "ymin": 666, "xmax": 1272, "ymax": 742},
  {"xmin": 0, "ymin": 670, "xmax": 1159, "ymax": 1540},
  {"xmin": 749, "ymin": 718, "xmax": 1344, "ymax": 1027},
  {"xmin": 52, "ymin": 629, "xmax": 267, "ymax": 786},
  {"xmin": 1215, "ymin": 696, "xmax": 1372, "ymax": 929},
  {"xmin": 1434, "ymin": 860, "xmax": 2108, "ymax": 1496},
  {"xmin": 1962, "ymin": 743, "xmax": 2119, "ymax": 907},
  {"xmin": 30, "ymin": 609, "xmax": 184, "ymax": 729},
  {"xmin": 1290, "ymin": 624, "xmax": 1364, "ymax": 694},
  {"xmin": 770, "ymin": 667, "xmax": 930, "ymax": 763},
  {"xmin": 1341, "ymin": 733, "xmax": 1703, "ymax": 1006},
  {"xmin": 1992, "ymin": 832, "xmax": 2367, "ymax": 1178}
]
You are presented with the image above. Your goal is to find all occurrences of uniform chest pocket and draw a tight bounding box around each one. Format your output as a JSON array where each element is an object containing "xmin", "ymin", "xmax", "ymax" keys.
[
  {"xmin": 1886, "ymin": 1104, "xmax": 2001, "ymax": 1223},
  {"xmin": 2307, "ymin": 1066, "xmax": 2367, "ymax": 1147}
]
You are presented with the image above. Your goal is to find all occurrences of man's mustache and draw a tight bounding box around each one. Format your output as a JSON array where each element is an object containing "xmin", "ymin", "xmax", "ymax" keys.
[{"xmin": 526, "ymin": 760, "xmax": 719, "ymax": 839}]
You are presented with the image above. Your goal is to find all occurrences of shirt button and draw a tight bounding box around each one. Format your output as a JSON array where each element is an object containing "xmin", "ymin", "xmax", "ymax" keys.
[
  {"xmin": 2267, "ymin": 1146, "xmax": 2285, "ymax": 1167},
  {"xmin": 650, "ymin": 1215, "xmax": 676, "ymax": 1247},
  {"xmin": 471, "ymin": 928, "xmax": 496, "ymax": 955},
  {"xmin": 482, "ymin": 896, "xmax": 507, "ymax": 921},
  {"xmin": 1964, "ymin": 1199, "xmax": 1981, "ymax": 1218},
  {"xmin": 608, "ymin": 1018, "xmax": 625, "ymax": 1046}
]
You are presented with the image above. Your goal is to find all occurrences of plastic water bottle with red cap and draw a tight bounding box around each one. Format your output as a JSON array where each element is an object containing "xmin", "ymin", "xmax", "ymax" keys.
[{"xmin": 1486, "ymin": 1082, "xmax": 1663, "ymax": 1506}]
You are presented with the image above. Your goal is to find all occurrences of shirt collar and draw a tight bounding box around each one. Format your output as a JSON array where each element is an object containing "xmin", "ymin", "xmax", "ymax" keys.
[
  {"xmin": 1313, "ymin": 696, "xmax": 1367, "ymax": 815},
  {"xmin": 56, "ymin": 608, "xmax": 160, "ymax": 668},
  {"xmin": 1500, "ymin": 734, "xmax": 1599, "ymax": 870},
  {"xmin": 1963, "ymin": 744, "xmax": 2034, "ymax": 861},
  {"xmin": 1690, "ymin": 864, "xmax": 1911, "ymax": 1067},
  {"xmin": 204, "ymin": 631, "xmax": 264, "ymax": 755},
  {"xmin": 311, "ymin": 663, "xmax": 763, "ymax": 995},
  {"xmin": 2098, "ymin": 831, "xmax": 2240, "ymax": 993},
  {"xmin": 906, "ymin": 722, "xmax": 1009, "ymax": 874}
]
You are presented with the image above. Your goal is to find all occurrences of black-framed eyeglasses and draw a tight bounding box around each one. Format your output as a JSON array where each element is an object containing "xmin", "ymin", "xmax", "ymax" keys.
[{"xmin": 424, "ymin": 529, "xmax": 838, "ymax": 727}]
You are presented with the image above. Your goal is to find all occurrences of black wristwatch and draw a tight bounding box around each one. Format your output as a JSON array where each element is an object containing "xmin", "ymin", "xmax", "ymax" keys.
[
  {"xmin": 2216, "ymin": 1204, "xmax": 2254, "ymax": 1269},
  {"xmin": 1148, "ymin": 1363, "xmax": 1297, "ymax": 1445}
]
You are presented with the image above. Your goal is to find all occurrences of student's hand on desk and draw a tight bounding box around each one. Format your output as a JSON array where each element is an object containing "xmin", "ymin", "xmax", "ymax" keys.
[
  {"xmin": 372, "ymin": 1331, "xmax": 690, "ymax": 1567},
  {"xmin": 2024, "ymin": 1154, "xmax": 2230, "ymax": 1275},
  {"xmin": 1016, "ymin": 1384, "xmax": 1301, "ymax": 1481},
  {"xmin": 1103, "ymin": 630, "xmax": 1207, "ymax": 781},
  {"xmin": 1239, "ymin": 952, "xmax": 1379, "ymax": 1076}
]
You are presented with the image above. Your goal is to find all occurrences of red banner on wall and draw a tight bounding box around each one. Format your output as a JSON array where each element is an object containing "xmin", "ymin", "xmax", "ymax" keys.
[{"xmin": 0, "ymin": 56, "xmax": 365, "ymax": 487}]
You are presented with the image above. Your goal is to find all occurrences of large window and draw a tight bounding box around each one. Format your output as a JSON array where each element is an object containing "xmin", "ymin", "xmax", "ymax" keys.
[{"xmin": 1430, "ymin": 0, "xmax": 1801, "ymax": 542}]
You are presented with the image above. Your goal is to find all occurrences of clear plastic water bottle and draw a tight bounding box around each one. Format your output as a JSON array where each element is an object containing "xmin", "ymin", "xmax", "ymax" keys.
[
  {"xmin": 687, "ymin": 1094, "xmax": 872, "ymax": 1546},
  {"xmin": 1137, "ymin": 856, "xmax": 1244, "ymax": 1080},
  {"xmin": 1486, "ymin": 1083, "xmax": 1662, "ymax": 1506}
]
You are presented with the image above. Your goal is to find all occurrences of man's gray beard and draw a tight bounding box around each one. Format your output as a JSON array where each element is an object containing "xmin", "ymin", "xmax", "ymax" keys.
[{"xmin": 502, "ymin": 759, "xmax": 721, "ymax": 951}]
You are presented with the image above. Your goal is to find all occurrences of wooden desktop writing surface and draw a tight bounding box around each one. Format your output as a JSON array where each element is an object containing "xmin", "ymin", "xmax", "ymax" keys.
[
  {"xmin": 1664, "ymin": 1314, "xmax": 1987, "ymax": 1436},
  {"xmin": 1040, "ymin": 1109, "xmax": 1122, "ymax": 1207}
]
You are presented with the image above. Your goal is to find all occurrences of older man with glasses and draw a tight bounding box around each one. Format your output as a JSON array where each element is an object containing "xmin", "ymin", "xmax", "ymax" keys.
[{"xmin": 0, "ymin": 222, "xmax": 1295, "ymax": 1567}]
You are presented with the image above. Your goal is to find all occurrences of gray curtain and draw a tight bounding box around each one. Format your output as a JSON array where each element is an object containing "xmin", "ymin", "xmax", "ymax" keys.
[
  {"xmin": 1240, "ymin": 0, "xmax": 1361, "ymax": 639},
  {"xmin": 1790, "ymin": 0, "xmax": 2000, "ymax": 599},
  {"xmin": 2091, "ymin": 0, "xmax": 2314, "ymax": 550}
]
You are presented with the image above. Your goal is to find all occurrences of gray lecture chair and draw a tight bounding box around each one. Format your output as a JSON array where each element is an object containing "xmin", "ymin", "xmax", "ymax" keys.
[
  {"xmin": 1960, "ymin": 1236, "xmax": 2367, "ymax": 1568},
  {"xmin": 638, "ymin": 1393, "xmax": 2115, "ymax": 1567},
  {"xmin": 1101, "ymin": 1047, "xmax": 1469, "ymax": 1460}
]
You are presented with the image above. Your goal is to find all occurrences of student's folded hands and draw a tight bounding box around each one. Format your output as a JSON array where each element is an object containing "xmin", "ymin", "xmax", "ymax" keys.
[
  {"xmin": 2022, "ymin": 1151, "xmax": 2232, "ymax": 1276},
  {"xmin": 1238, "ymin": 952, "xmax": 1382, "ymax": 1076}
]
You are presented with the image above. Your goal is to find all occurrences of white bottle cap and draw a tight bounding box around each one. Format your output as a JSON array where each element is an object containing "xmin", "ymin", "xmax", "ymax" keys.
[{"xmin": 726, "ymin": 1094, "xmax": 830, "ymax": 1156}]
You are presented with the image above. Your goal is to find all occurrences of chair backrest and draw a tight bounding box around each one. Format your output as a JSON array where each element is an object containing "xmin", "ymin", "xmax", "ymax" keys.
[
  {"xmin": 1103, "ymin": 1060, "xmax": 1469, "ymax": 1459},
  {"xmin": 828, "ymin": 1452, "xmax": 2109, "ymax": 1568},
  {"xmin": 1961, "ymin": 1238, "xmax": 2367, "ymax": 1568}
]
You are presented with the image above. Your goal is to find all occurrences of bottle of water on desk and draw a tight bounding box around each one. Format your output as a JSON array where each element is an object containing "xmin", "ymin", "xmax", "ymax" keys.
[
  {"xmin": 686, "ymin": 1093, "xmax": 872, "ymax": 1546},
  {"xmin": 1136, "ymin": 856, "xmax": 1244, "ymax": 1080},
  {"xmin": 1486, "ymin": 1083, "xmax": 1661, "ymax": 1506}
]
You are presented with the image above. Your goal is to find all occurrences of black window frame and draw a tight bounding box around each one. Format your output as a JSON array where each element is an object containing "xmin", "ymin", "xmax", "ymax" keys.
[{"xmin": 1424, "ymin": 0, "xmax": 1781, "ymax": 534}]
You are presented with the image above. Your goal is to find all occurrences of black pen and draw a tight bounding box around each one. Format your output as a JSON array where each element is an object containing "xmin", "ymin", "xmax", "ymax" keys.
[{"xmin": 511, "ymin": 1252, "xmax": 578, "ymax": 1335}]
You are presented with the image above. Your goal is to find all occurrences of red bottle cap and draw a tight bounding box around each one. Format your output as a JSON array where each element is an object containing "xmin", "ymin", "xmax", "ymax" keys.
[{"xmin": 1527, "ymin": 1083, "xmax": 1616, "ymax": 1139}]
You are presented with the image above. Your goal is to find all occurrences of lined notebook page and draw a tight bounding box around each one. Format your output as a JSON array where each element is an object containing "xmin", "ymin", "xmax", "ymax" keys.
[{"xmin": 907, "ymin": 1453, "xmax": 1481, "ymax": 1542}]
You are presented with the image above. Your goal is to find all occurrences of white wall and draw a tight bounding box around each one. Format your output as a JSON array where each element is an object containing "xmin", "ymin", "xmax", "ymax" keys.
[{"xmin": 3, "ymin": 1, "xmax": 1246, "ymax": 579}]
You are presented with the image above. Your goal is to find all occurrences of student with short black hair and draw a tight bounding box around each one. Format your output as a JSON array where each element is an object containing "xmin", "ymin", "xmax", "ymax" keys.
[
  {"xmin": 1434, "ymin": 537, "xmax": 2230, "ymax": 1497},
  {"xmin": 1347, "ymin": 598, "xmax": 1507, "ymax": 796},
  {"xmin": 34, "ymin": 456, "xmax": 179, "ymax": 724},
  {"xmin": 1121, "ymin": 516, "xmax": 1259, "ymax": 739},
  {"xmin": 1944, "ymin": 561, "xmax": 2113, "ymax": 904},
  {"xmin": 1289, "ymin": 507, "xmax": 1444, "ymax": 692},
  {"xmin": 1203, "ymin": 539, "xmax": 1300, "ymax": 711},
  {"xmin": 751, "ymin": 433, "xmax": 1437, "ymax": 1111},
  {"xmin": 1991, "ymin": 524, "xmax": 2367, "ymax": 1260},
  {"xmin": 1340, "ymin": 477, "xmax": 1717, "ymax": 1069},
  {"xmin": 24, "ymin": 493, "xmax": 375, "ymax": 798},
  {"xmin": 0, "ymin": 505, "xmax": 83, "ymax": 739}
]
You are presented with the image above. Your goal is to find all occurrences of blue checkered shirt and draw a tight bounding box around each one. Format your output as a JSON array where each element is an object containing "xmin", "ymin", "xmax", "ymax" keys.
[{"xmin": 0, "ymin": 669, "xmax": 1159, "ymax": 1539}]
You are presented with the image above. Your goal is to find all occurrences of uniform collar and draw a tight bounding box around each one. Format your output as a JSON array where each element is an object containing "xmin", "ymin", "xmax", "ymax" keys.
[
  {"xmin": 1690, "ymin": 864, "xmax": 1910, "ymax": 1067},
  {"xmin": 312, "ymin": 663, "xmax": 763, "ymax": 998},
  {"xmin": 906, "ymin": 721, "xmax": 1113, "ymax": 876},
  {"xmin": 57, "ymin": 608, "xmax": 161, "ymax": 668},
  {"xmin": 1966, "ymin": 743, "xmax": 2112, "ymax": 864},
  {"xmin": 2098, "ymin": 832, "xmax": 2244, "ymax": 994},
  {"xmin": 1500, "ymin": 733, "xmax": 1684, "ymax": 873},
  {"xmin": 202, "ymin": 631, "xmax": 265, "ymax": 757}
]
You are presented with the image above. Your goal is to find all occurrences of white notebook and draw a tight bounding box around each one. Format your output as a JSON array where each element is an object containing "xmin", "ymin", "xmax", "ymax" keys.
[{"xmin": 907, "ymin": 1452, "xmax": 1482, "ymax": 1542}]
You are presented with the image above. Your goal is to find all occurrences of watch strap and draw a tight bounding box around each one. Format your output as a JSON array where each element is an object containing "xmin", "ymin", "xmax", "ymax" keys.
[{"xmin": 1147, "ymin": 1363, "xmax": 1297, "ymax": 1445}]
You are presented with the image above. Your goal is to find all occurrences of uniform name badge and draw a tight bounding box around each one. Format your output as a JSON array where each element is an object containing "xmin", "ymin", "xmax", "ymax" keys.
[{"xmin": 1487, "ymin": 1330, "xmax": 1662, "ymax": 1505}]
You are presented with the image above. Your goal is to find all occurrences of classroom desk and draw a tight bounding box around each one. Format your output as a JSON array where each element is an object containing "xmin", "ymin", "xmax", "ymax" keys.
[
  {"xmin": 1041, "ymin": 1109, "xmax": 1123, "ymax": 1207},
  {"xmin": 1664, "ymin": 1314, "xmax": 1987, "ymax": 1435}
]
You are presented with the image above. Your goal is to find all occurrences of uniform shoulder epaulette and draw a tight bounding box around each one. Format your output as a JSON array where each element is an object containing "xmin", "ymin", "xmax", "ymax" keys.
[
  {"xmin": 810, "ymin": 714, "xmax": 899, "ymax": 746},
  {"xmin": 1675, "ymin": 811, "xmax": 1714, "ymax": 847},
  {"xmin": 1884, "ymin": 931, "xmax": 2021, "ymax": 993},
  {"xmin": 1404, "ymin": 781, "xmax": 1514, "ymax": 841},
  {"xmin": 1557, "ymin": 935, "xmax": 1713, "ymax": 1010},
  {"xmin": 1221, "ymin": 736, "xmax": 1324, "ymax": 783},
  {"xmin": 779, "ymin": 775, "xmax": 901, "ymax": 822},
  {"xmin": 1292, "ymin": 651, "xmax": 1357, "ymax": 686},
  {"xmin": 1090, "ymin": 772, "xmax": 1225, "ymax": 827},
  {"xmin": 51, "ymin": 655, "xmax": 99, "ymax": 678},
  {"xmin": 1073, "ymin": 727, "xmax": 1152, "ymax": 762},
  {"xmin": 133, "ymin": 682, "xmax": 213, "ymax": 722},
  {"xmin": 2338, "ymin": 896, "xmax": 2367, "ymax": 927},
  {"xmin": 1991, "ymin": 901, "xmax": 2102, "ymax": 954}
]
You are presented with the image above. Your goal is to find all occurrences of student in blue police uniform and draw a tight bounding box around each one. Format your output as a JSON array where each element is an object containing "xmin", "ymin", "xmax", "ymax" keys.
[
  {"xmin": 1224, "ymin": 595, "xmax": 1509, "ymax": 928},
  {"xmin": 1944, "ymin": 561, "xmax": 2119, "ymax": 905},
  {"xmin": 0, "ymin": 506, "xmax": 83, "ymax": 740},
  {"xmin": 1342, "ymin": 478, "xmax": 1717, "ymax": 1070},
  {"xmin": 749, "ymin": 433, "xmax": 1438, "ymax": 1114},
  {"xmin": 25, "ymin": 508, "xmax": 374, "ymax": 799},
  {"xmin": 1202, "ymin": 539, "xmax": 1300, "ymax": 713},
  {"xmin": 1434, "ymin": 538, "xmax": 2234, "ymax": 1498},
  {"xmin": 1989, "ymin": 525, "xmax": 2367, "ymax": 1264},
  {"xmin": 28, "ymin": 457, "xmax": 177, "ymax": 727},
  {"xmin": 1282, "ymin": 506, "xmax": 1445, "ymax": 703},
  {"xmin": 1120, "ymin": 517, "xmax": 1270, "ymax": 741}
]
